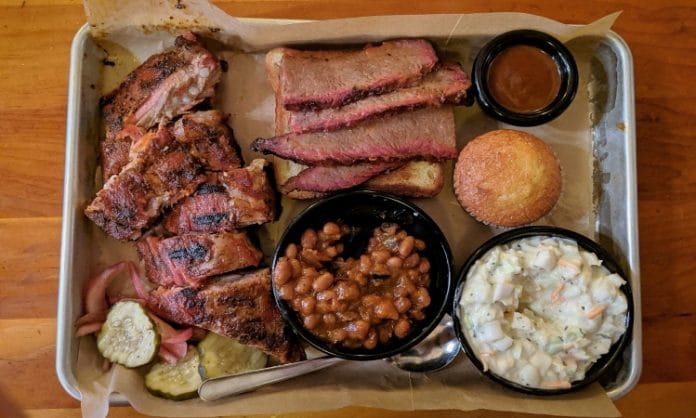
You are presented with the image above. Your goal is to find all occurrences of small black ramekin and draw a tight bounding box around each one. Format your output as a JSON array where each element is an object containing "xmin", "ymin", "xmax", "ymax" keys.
[
  {"xmin": 452, "ymin": 226, "xmax": 634, "ymax": 395},
  {"xmin": 272, "ymin": 190, "xmax": 453, "ymax": 360},
  {"xmin": 472, "ymin": 30, "xmax": 579, "ymax": 126}
]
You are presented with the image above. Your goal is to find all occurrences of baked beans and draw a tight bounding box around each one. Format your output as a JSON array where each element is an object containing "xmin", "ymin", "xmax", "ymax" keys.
[{"xmin": 273, "ymin": 222, "xmax": 431, "ymax": 350}]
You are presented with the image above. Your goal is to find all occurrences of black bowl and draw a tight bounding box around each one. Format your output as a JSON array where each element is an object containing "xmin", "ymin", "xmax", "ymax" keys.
[
  {"xmin": 472, "ymin": 29, "xmax": 578, "ymax": 126},
  {"xmin": 272, "ymin": 191, "xmax": 454, "ymax": 360},
  {"xmin": 452, "ymin": 226, "xmax": 634, "ymax": 395}
]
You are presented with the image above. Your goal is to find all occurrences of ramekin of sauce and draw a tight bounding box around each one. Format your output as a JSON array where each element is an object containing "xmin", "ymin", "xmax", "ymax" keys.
[{"xmin": 472, "ymin": 30, "xmax": 578, "ymax": 126}]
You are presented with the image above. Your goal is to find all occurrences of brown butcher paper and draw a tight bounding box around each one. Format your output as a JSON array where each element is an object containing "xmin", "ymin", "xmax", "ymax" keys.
[{"xmin": 75, "ymin": 1, "xmax": 623, "ymax": 417}]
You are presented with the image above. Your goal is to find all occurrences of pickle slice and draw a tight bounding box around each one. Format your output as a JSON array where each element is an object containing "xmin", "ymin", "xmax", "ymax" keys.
[
  {"xmin": 145, "ymin": 345, "xmax": 202, "ymax": 400},
  {"xmin": 96, "ymin": 300, "xmax": 159, "ymax": 368},
  {"xmin": 198, "ymin": 332, "xmax": 267, "ymax": 379}
]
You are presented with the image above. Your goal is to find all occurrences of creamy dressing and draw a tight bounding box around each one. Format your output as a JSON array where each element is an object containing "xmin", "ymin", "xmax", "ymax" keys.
[{"xmin": 458, "ymin": 236, "xmax": 628, "ymax": 389}]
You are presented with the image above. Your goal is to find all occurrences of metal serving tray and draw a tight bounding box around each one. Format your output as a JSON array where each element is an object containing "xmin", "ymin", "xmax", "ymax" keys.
[{"xmin": 56, "ymin": 20, "xmax": 641, "ymax": 405}]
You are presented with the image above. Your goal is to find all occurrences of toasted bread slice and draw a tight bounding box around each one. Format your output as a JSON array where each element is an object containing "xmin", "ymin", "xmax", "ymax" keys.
[
  {"xmin": 365, "ymin": 160, "xmax": 444, "ymax": 198},
  {"xmin": 265, "ymin": 47, "xmax": 445, "ymax": 200}
]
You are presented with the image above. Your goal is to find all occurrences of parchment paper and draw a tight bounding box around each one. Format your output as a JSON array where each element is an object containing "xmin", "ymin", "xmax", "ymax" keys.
[{"xmin": 76, "ymin": 1, "xmax": 623, "ymax": 417}]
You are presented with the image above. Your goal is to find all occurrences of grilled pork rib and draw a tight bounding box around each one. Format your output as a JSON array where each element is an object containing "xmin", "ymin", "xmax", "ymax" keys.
[
  {"xmin": 163, "ymin": 178, "xmax": 232, "ymax": 234},
  {"xmin": 274, "ymin": 39, "xmax": 438, "ymax": 111},
  {"xmin": 101, "ymin": 109, "xmax": 235, "ymax": 183},
  {"xmin": 100, "ymin": 125, "xmax": 145, "ymax": 180},
  {"xmin": 86, "ymin": 111, "xmax": 243, "ymax": 241},
  {"xmin": 147, "ymin": 268, "xmax": 306, "ymax": 363},
  {"xmin": 171, "ymin": 110, "xmax": 241, "ymax": 172},
  {"xmin": 287, "ymin": 62, "xmax": 472, "ymax": 133},
  {"xmin": 252, "ymin": 107, "xmax": 458, "ymax": 165},
  {"xmin": 137, "ymin": 231, "xmax": 263, "ymax": 288},
  {"xmin": 282, "ymin": 161, "xmax": 405, "ymax": 193},
  {"xmin": 100, "ymin": 33, "xmax": 221, "ymax": 179},
  {"xmin": 163, "ymin": 159, "xmax": 276, "ymax": 234},
  {"xmin": 85, "ymin": 128, "xmax": 206, "ymax": 240}
]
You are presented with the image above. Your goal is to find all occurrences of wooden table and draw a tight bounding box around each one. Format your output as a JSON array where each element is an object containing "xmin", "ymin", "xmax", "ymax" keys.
[{"xmin": 1, "ymin": 0, "xmax": 694, "ymax": 417}]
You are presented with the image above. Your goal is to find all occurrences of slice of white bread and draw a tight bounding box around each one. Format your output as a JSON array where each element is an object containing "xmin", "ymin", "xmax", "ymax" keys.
[
  {"xmin": 364, "ymin": 160, "xmax": 444, "ymax": 198},
  {"xmin": 265, "ymin": 47, "xmax": 445, "ymax": 200}
]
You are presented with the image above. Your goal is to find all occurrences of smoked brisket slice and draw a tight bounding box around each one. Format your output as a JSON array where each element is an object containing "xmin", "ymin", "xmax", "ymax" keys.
[
  {"xmin": 85, "ymin": 128, "xmax": 205, "ymax": 241},
  {"xmin": 147, "ymin": 268, "xmax": 306, "ymax": 363},
  {"xmin": 252, "ymin": 107, "xmax": 458, "ymax": 165},
  {"xmin": 282, "ymin": 161, "xmax": 405, "ymax": 193},
  {"xmin": 287, "ymin": 62, "xmax": 472, "ymax": 133},
  {"xmin": 163, "ymin": 159, "xmax": 276, "ymax": 235},
  {"xmin": 137, "ymin": 231, "xmax": 263, "ymax": 288},
  {"xmin": 274, "ymin": 39, "xmax": 438, "ymax": 111}
]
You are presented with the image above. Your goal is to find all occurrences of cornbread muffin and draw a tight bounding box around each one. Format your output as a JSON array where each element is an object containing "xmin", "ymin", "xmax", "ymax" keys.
[{"xmin": 453, "ymin": 130, "xmax": 562, "ymax": 227}]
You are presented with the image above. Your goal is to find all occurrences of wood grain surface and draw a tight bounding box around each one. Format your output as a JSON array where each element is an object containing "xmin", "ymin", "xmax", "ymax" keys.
[{"xmin": 0, "ymin": 0, "xmax": 694, "ymax": 417}]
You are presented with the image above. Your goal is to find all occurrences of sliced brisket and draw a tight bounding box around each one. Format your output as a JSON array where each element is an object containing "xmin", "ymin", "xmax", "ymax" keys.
[
  {"xmin": 147, "ymin": 268, "xmax": 306, "ymax": 363},
  {"xmin": 163, "ymin": 159, "xmax": 277, "ymax": 234},
  {"xmin": 282, "ymin": 161, "xmax": 404, "ymax": 193},
  {"xmin": 252, "ymin": 107, "xmax": 457, "ymax": 165},
  {"xmin": 287, "ymin": 62, "xmax": 472, "ymax": 133},
  {"xmin": 276, "ymin": 39, "xmax": 438, "ymax": 111},
  {"xmin": 137, "ymin": 231, "xmax": 263, "ymax": 288}
]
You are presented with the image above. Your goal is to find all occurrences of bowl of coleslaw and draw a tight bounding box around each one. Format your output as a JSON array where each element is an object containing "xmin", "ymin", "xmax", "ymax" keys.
[{"xmin": 452, "ymin": 226, "xmax": 633, "ymax": 395}]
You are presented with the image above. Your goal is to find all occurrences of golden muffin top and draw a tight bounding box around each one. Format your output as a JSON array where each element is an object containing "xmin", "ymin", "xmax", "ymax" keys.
[{"xmin": 453, "ymin": 129, "xmax": 562, "ymax": 227}]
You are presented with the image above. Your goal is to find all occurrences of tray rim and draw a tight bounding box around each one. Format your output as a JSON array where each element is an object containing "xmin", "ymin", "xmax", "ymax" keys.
[
  {"xmin": 56, "ymin": 22, "xmax": 90, "ymax": 402},
  {"xmin": 600, "ymin": 29, "xmax": 642, "ymax": 400},
  {"xmin": 55, "ymin": 19, "xmax": 642, "ymax": 405}
]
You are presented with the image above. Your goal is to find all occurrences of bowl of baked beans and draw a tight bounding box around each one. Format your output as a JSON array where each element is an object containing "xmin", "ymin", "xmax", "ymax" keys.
[{"xmin": 271, "ymin": 191, "xmax": 453, "ymax": 360}]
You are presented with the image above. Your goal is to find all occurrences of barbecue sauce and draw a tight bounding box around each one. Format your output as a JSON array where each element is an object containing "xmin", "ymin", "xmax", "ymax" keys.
[{"xmin": 486, "ymin": 45, "xmax": 561, "ymax": 114}]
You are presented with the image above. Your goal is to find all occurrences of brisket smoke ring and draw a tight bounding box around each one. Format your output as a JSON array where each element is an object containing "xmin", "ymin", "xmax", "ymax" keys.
[
  {"xmin": 281, "ymin": 161, "xmax": 405, "ymax": 193},
  {"xmin": 275, "ymin": 39, "xmax": 439, "ymax": 111},
  {"xmin": 252, "ymin": 107, "xmax": 458, "ymax": 165},
  {"xmin": 286, "ymin": 62, "xmax": 472, "ymax": 133},
  {"xmin": 267, "ymin": 39, "xmax": 472, "ymax": 195}
]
